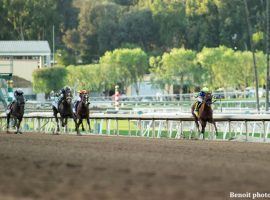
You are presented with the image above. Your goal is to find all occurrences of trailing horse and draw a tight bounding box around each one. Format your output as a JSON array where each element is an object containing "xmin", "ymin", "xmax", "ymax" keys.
[
  {"xmin": 52, "ymin": 91, "xmax": 78, "ymax": 135},
  {"xmin": 7, "ymin": 94, "xmax": 25, "ymax": 134},
  {"xmin": 75, "ymin": 93, "xmax": 91, "ymax": 134},
  {"xmin": 191, "ymin": 93, "xmax": 218, "ymax": 139}
]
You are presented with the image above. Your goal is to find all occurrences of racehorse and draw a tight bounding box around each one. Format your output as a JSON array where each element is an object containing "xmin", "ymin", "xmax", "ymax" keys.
[
  {"xmin": 75, "ymin": 93, "xmax": 91, "ymax": 134},
  {"xmin": 191, "ymin": 93, "xmax": 218, "ymax": 139},
  {"xmin": 52, "ymin": 91, "xmax": 78, "ymax": 135},
  {"xmin": 7, "ymin": 94, "xmax": 25, "ymax": 134}
]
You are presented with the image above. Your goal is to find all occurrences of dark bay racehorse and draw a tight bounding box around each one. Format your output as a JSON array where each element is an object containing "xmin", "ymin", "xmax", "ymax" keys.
[
  {"xmin": 52, "ymin": 91, "xmax": 78, "ymax": 134},
  {"xmin": 7, "ymin": 94, "xmax": 25, "ymax": 134},
  {"xmin": 191, "ymin": 93, "xmax": 218, "ymax": 139},
  {"xmin": 75, "ymin": 93, "xmax": 91, "ymax": 134}
]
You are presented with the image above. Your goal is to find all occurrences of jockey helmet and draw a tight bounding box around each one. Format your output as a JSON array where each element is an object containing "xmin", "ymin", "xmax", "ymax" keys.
[
  {"xmin": 199, "ymin": 91, "xmax": 206, "ymax": 97},
  {"xmin": 65, "ymin": 86, "xmax": 71, "ymax": 91},
  {"xmin": 201, "ymin": 87, "xmax": 209, "ymax": 93},
  {"xmin": 78, "ymin": 90, "xmax": 87, "ymax": 94},
  {"xmin": 15, "ymin": 88, "xmax": 23, "ymax": 95}
]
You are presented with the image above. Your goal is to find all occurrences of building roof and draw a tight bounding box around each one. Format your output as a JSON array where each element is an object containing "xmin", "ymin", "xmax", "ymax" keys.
[{"xmin": 0, "ymin": 41, "xmax": 51, "ymax": 56}]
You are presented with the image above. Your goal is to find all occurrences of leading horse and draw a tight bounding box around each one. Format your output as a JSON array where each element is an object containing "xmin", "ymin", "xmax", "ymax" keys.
[
  {"xmin": 52, "ymin": 91, "xmax": 78, "ymax": 134},
  {"xmin": 191, "ymin": 93, "xmax": 218, "ymax": 139},
  {"xmin": 7, "ymin": 94, "xmax": 25, "ymax": 134},
  {"xmin": 75, "ymin": 93, "xmax": 91, "ymax": 134}
]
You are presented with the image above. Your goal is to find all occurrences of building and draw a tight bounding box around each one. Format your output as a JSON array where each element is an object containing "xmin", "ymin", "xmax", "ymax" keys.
[
  {"xmin": 0, "ymin": 40, "xmax": 51, "ymax": 82},
  {"xmin": 126, "ymin": 74, "xmax": 173, "ymax": 96},
  {"xmin": 0, "ymin": 41, "xmax": 51, "ymax": 102}
]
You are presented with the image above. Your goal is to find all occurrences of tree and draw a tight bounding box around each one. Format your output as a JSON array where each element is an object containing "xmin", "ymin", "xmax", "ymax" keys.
[
  {"xmin": 119, "ymin": 8, "xmax": 158, "ymax": 51},
  {"xmin": 151, "ymin": 48, "xmax": 198, "ymax": 94},
  {"xmin": 244, "ymin": 0, "xmax": 260, "ymax": 111},
  {"xmin": 149, "ymin": 0, "xmax": 186, "ymax": 50},
  {"xmin": 67, "ymin": 1, "xmax": 123, "ymax": 63},
  {"xmin": 66, "ymin": 64, "xmax": 102, "ymax": 92},
  {"xmin": 100, "ymin": 48, "xmax": 148, "ymax": 94},
  {"xmin": 32, "ymin": 67, "xmax": 67, "ymax": 93}
]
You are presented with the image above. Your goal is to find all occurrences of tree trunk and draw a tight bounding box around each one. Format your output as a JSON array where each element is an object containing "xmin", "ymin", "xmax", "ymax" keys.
[
  {"xmin": 244, "ymin": 0, "xmax": 260, "ymax": 112},
  {"xmin": 266, "ymin": 0, "xmax": 270, "ymax": 111}
]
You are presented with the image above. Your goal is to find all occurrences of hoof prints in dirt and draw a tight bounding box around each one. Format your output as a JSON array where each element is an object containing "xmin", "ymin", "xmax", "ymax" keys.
[
  {"xmin": 116, "ymin": 168, "xmax": 131, "ymax": 174},
  {"xmin": 137, "ymin": 171, "xmax": 156, "ymax": 177},
  {"xmin": 93, "ymin": 167, "xmax": 107, "ymax": 171},
  {"xmin": 66, "ymin": 163, "xmax": 82, "ymax": 168}
]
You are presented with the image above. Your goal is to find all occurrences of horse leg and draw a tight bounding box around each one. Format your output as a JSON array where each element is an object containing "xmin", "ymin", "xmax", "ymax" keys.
[
  {"xmin": 6, "ymin": 114, "xmax": 10, "ymax": 133},
  {"xmin": 72, "ymin": 114, "xmax": 79, "ymax": 135},
  {"xmin": 82, "ymin": 121, "xmax": 85, "ymax": 132},
  {"xmin": 86, "ymin": 118, "xmax": 91, "ymax": 133},
  {"xmin": 209, "ymin": 119, "xmax": 218, "ymax": 137},
  {"xmin": 200, "ymin": 120, "xmax": 207, "ymax": 140},
  {"xmin": 64, "ymin": 118, "xmax": 68, "ymax": 133},
  {"xmin": 53, "ymin": 108, "xmax": 60, "ymax": 133},
  {"xmin": 77, "ymin": 118, "xmax": 83, "ymax": 135},
  {"xmin": 195, "ymin": 119, "xmax": 200, "ymax": 132},
  {"xmin": 13, "ymin": 118, "xmax": 17, "ymax": 128},
  {"xmin": 16, "ymin": 118, "xmax": 23, "ymax": 134},
  {"xmin": 60, "ymin": 117, "xmax": 65, "ymax": 127}
]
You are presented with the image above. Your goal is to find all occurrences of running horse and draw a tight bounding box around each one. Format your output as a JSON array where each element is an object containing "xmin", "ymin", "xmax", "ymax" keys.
[
  {"xmin": 7, "ymin": 94, "xmax": 25, "ymax": 134},
  {"xmin": 52, "ymin": 90, "xmax": 78, "ymax": 134},
  {"xmin": 191, "ymin": 93, "xmax": 218, "ymax": 139},
  {"xmin": 75, "ymin": 92, "xmax": 91, "ymax": 134}
]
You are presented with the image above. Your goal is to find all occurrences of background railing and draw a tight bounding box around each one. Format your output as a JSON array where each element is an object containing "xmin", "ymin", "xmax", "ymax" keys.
[{"xmin": 1, "ymin": 113, "xmax": 270, "ymax": 142}]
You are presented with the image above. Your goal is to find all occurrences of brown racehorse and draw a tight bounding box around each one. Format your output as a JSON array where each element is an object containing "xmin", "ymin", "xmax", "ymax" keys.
[
  {"xmin": 7, "ymin": 94, "xmax": 25, "ymax": 134},
  {"xmin": 191, "ymin": 93, "xmax": 218, "ymax": 139},
  {"xmin": 75, "ymin": 93, "xmax": 91, "ymax": 134}
]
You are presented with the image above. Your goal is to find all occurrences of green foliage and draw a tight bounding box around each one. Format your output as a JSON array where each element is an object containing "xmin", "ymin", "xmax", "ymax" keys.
[
  {"xmin": 0, "ymin": 0, "xmax": 78, "ymax": 53},
  {"xmin": 100, "ymin": 48, "xmax": 148, "ymax": 94},
  {"xmin": 66, "ymin": 64, "xmax": 101, "ymax": 91},
  {"xmin": 151, "ymin": 48, "xmax": 198, "ymax": 93},
  {"xmin": 32, "ymin": 67, "xmax": 67, "ymax": 93},
  {"xmin": 119, "ymin": 8, "xmax": 157, "ymax": 50},
  {"xmin": 55, "ymin": 49, "xmax": 77, "ymax": 66},
  {"xmin": 1, "ymin": 0, "xmax": 268, "ymax": 64},
  {"xmin": 151, "ymin": 46, "xmax": 267, "ymax": 92}
]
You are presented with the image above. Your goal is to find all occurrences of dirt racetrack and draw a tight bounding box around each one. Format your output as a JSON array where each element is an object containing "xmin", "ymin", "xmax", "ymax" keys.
[{"xmin": 0, "ymin": 133, "xmax": 270, "ymax": 200}]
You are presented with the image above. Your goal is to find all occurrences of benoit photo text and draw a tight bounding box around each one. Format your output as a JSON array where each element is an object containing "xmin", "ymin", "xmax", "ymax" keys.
[{"xmin": 229, "ymin": 192, "xmax": 270, "ymax": 199}]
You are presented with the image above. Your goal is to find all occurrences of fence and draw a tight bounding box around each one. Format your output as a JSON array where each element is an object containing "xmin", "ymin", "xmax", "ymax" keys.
[{"xmin": 1, "ymin": 113, "xmax": 270, "ymax": 142}]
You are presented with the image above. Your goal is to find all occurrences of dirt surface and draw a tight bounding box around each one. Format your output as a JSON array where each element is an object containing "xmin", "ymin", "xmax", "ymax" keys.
[{"xmin": 0, "ymin": 133, "xmax": 270, "ymax": 200}]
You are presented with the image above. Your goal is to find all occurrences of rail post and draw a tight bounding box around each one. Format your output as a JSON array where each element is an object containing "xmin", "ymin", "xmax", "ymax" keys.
[{"xmin": 114, "ymin": 85, "xmax": 120, "ymax": 111}]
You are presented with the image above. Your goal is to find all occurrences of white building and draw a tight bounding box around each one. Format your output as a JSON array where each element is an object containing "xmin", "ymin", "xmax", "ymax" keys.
[
  {"xmin": 0, "ymin": 41, "xmax": 51, "ymax": 101},
  {"xmin": 126, "ymin": 74, "xmax": 173, "ymax": 96},
  {"xmin": 0, "ymin": 41, "xmax": 51, "ymax": 82}
]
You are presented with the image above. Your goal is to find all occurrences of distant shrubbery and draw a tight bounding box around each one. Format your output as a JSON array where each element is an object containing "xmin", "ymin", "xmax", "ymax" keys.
[{"xmin": 32, "ymin": 46, "xmax": 267, "ymax": 95}]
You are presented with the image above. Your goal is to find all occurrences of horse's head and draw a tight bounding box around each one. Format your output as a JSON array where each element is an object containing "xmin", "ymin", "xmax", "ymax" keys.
[
  {"xmin": 204, "ymin": 93, "xmax": 213, "ymax": 106},
  {"xmin": 82, "ymin": 93, "xmax": 89, "ymax": 105},
  {"xmin": 16, "ymin": 94, "xmax": 25, "ymax": 105},
  {"xmin": 65, "ymin": 91, "xmax": 72, "ymax": 104}
]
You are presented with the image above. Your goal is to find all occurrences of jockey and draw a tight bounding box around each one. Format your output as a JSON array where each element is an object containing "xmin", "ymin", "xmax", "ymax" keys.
[
  {"xmin": 6, "ymin": 88, "xmax": 24, "ymax": 114},
  {"xmin": 74, "ymin": 90, "xmax": 88, "ymax": 113},
  {"xmin": 194, "ymin": 86, "xmax": 210, "ymax": 114},
  {"xmin": 57, "ymin": 86, "xmax": 72, "ymax": 108}
]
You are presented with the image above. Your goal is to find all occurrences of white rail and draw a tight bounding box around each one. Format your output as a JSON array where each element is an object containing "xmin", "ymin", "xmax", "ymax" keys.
[{"xmin": 1, "ymin": 113, "xmax": 270, "ymax": 142}]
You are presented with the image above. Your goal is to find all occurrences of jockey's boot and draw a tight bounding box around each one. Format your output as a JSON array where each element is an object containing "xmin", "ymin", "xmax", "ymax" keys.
[
  {"xmin": 6, "ymin": 102, "xmax": 14, "ymax": 114},
  {"xmin": 57, "ymin": 98, "xmax": 63, "ymax": 110},
  {"xmin": 194, "ymin": 102, "xmax": 201, "ymax": 116},
  {"xmin": 6, "ymin": 108, "xmax": 11, "ymax": 115},
  {"xmin": 74, "ymin": 101, "xmax": 79, "ymax": 113}
]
